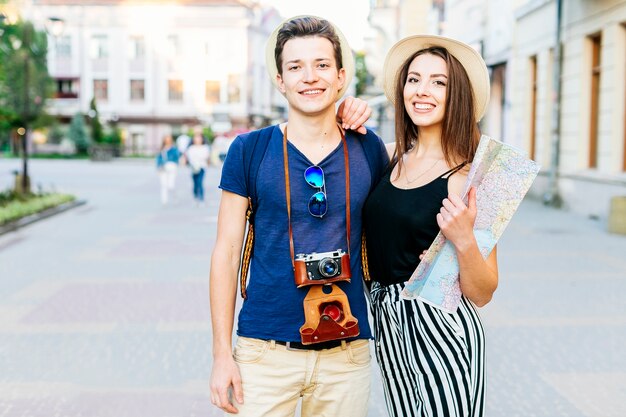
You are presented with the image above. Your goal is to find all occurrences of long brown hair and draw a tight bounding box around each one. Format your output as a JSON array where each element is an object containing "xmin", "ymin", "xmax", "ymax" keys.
[{"xmin": 392, "ymin": 47, "xmax": 480, "ymax": 176}]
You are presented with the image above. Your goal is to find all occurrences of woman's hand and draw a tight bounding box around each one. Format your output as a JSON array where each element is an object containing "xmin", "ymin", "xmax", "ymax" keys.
[
  {"xmin": 336, "ymin": 96, "xmax": 372, "ymax": 134},
  {"xmin": 436, "ymin": 187, "xmax": 498, "ymax": 307},
  {"xmin": 436, "ymin": 187, "xmax": 477, "ymax": 251}
]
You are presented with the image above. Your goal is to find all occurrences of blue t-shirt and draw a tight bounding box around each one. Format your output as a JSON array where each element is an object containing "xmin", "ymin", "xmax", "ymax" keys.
[{"xmin": 219, "ymin": 125, "xmax": 387, "ymax": 342}]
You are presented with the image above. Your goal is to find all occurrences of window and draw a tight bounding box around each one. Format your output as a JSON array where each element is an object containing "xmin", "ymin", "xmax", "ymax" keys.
[
  {"xmin": 227, "ymin": 73, "xmax": 241, "ymax": 103},
  {"xmin": 168, "ymin": 79, "xmax": 183, "ymax": 102},
  {"xmin": 205, "ymin": 80, "xmax": 220, "ymax": 104},
  {"xmin": 90, "ymin": 35, "xmax": 108, "ymax": 59},
  {"xmin": 130, "ymin": 79, "xmax": 145, "ymax": 101},
  {"xmin": 529, "ymin": 55, "xmax": 537, "ymax": 161},
  {"xmin": 56, "ymin": 35, "xmax": 71, "ymax": 58},
  {"xmin": 167, "ymin": 35, "xmax": 179, "ymax": 57},
  {"xmin": 589, "ymin": 33, "xmax": 601, "ymax": 168},
  {"xmin": 54, "ymin": 78, "xmax": 79, "ymax": 99},
  {"xmin": 93, "ymin": 79, "xmax": 108, "ymax": 101},
  {"xmin": 129, "ymin": 36, "xmax": 145, "ymax": 60}
]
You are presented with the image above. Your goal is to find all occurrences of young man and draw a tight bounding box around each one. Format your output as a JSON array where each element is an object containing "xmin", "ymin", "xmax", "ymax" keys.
[{"xmin": 209, "ymin": 16, "xmax": 388, "ymax": 416}]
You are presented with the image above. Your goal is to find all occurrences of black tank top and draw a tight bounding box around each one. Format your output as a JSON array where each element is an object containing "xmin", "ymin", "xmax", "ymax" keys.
[{"xmin": 363, "ymin": 162, "xmax": 466, "ymax": 286}]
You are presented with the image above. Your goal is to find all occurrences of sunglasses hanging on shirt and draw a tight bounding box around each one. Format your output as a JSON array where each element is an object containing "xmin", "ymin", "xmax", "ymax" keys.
[{"xmin": 304, "ymin": 165, "xmax": 327, "ymax": 218}]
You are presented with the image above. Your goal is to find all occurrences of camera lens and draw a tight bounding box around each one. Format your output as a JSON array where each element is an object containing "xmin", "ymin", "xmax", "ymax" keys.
[
  {"xmin": 322, "ymin": 304, "xmax": 343, "ymax": 321},
  {"xmin": 318, "ymin": 258, "xmax": 339, "ymax": 278}
]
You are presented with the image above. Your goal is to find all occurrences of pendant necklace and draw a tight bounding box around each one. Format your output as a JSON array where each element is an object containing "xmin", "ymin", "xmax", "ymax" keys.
[{"xmin": 403, "ymin": 154, "xmax": 442, "ymax": 185}]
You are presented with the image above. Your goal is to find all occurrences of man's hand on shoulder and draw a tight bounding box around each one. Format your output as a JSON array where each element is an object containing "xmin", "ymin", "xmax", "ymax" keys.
[
  {"xmin": 210, "ymin": 354, "xmax": 244, "ymax": 414},
  {"xmin": 337, "ymin": 96, "xmax": 372, "ymax": 134}
]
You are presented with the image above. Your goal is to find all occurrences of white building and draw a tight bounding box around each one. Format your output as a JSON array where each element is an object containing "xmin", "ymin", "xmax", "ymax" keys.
[
  {"xmin": 20, "ymin": 0, "xmax": 284, "ymax": 154},
  {"xmin": 365, "ymin": 0, "xmax": 435, "ymax": 90},
  {"xmin": 512, "ymin": 0, "xmax": 626, "ymax": 219},
  {"xmin": 442, "ymin": 0, "xmax": 524, "ymax": 145},
  {"xmin": 364, "ymin": 0, "xmax": 435, "ymax": 140}
]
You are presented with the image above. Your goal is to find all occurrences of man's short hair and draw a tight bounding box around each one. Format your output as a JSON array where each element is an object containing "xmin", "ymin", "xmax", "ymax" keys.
[{"xmin": 274, "ymin": 16, "xmax": 343, "ymax": 75}]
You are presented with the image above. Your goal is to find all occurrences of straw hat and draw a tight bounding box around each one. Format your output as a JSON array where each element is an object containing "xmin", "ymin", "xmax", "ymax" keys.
[
  {"xmin": 265, "ymin": 15, "xmax": 354, "ymax": 99},
  {"xmin": 383, "ymin": 35, "xmax": 490, "ymax": 121}
]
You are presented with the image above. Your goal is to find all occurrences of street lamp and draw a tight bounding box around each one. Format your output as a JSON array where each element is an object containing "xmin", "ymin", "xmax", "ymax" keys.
[
  {"xmin": 9, "ymin": 17, "xmax": 64, "ymax": 193},
  {"xmin": 45, "ymin": 17, "xmax": 65, "ymax": 38}
]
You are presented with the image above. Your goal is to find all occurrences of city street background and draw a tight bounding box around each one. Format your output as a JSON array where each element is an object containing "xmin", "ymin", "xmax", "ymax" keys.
[{"xmin": 0, "ymin": 159, "xmax": 624, "ymax": 417}]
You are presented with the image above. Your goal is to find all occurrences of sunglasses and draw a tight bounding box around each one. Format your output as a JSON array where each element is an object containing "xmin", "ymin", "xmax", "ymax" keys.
[{"xmin": 304, "ymin": 166, "xmax": 327, "ymax": 218}]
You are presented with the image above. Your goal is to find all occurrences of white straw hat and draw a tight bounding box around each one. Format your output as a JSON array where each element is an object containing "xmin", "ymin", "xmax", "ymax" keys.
[
  {"xmin": 265, "ymin": 15, "xmax": 354, "ymax": 99},
  {"xmin": 383, "ymin": 35, "xmax": 490, "ymax": 121}
]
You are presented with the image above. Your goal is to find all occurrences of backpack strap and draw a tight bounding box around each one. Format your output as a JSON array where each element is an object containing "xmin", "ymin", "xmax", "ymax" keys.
[
  {"xmin": 243, "ymin": 125, "xmax": 275, "ymax": 219},
  {"xmin": 239, "ymin": 125, "xmax": 274, "ymax": 299},
  {"xmin": 357, "ymin": 128, "xmax": 387, "ymax": 191},
  {"xmin": 356, "ymin": 129, "xmax": 388, "ymax": 287}
]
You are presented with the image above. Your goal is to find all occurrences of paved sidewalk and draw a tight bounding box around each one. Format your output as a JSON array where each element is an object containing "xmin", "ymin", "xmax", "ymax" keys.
[{"xmin": 0, "ymin": 158, "xmax": 624, "ymax": 417}]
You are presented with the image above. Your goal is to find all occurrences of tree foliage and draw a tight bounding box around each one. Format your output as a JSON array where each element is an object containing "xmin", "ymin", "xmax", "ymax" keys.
[
  {"xmin": 68, "ymin": 112, "xmax": 89, "ymax": 154},
  {"xmin": 354, "ymin": 51, "xmax": 371, "ymax": 97},
  {"xmin": 89, "ymin": 97, "xmax": 104, "ymax": 143},
  {"xmin": 0, "ymin": 20, "xmax": 53, "ymax": 129}
]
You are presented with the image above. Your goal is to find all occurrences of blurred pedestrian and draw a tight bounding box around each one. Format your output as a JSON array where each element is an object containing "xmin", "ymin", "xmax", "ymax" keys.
[
  {"xmin": 176, "ymin": 133, "xmax": 191, "ymax": 155},
  {"xmin": 185, "ymin": 132, "xmax": 211, "ymax": 205},
  {"xmin": 156, "ymin": 134, "xmax": 180, "ymax": 205}
]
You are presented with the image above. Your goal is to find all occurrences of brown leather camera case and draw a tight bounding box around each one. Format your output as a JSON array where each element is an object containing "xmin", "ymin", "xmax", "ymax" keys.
[{"xmin": 299, "ymin": 284, "xmax": 360, "ymax": 344}]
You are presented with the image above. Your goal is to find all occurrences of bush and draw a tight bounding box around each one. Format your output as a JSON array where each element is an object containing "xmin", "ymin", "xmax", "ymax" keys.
[
  {"xmin": 68, "ymin": 112, "xmax": 90, "ymax": 154},
  {"xmin": 47, "ymin": 124, "xmax": 65, "ymax": 144},
  {"xmin": 0, "ymin": 190, "xmax": 75, "ymax": 226}
]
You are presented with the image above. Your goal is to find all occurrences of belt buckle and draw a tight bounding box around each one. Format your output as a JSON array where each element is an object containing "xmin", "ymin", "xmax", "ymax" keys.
[{"xmin": 285, "ymin": 341, "xmax": 298, "ymax": 351}]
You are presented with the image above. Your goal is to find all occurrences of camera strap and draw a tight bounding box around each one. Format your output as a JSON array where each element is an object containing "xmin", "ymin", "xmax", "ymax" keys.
[{"xmin": 283, "ymin": 124, "xmax": 351, "ymax": 270}]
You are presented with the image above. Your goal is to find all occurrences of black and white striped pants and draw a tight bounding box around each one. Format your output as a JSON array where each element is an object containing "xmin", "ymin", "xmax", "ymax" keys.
[{"xmin": 371, "ymin": 282, "xmax": 486, "ymax": 417}]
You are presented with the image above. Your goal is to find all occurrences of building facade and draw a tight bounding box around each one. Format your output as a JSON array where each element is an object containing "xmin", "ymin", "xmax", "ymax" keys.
[
  {"xmin": 364, "ymin": 0, "xmax": 435, "ymax": 140},
  {"xmin": 513, "ymin": 0, "xmax": 626, "ymax": 218},
  {"xmin": 20, "ymin": 0, "xmax": 283, "ymax": 154}
]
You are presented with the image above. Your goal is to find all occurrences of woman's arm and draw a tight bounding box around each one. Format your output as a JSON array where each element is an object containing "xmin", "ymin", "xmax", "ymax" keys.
[{"xmin": 437, "ymin": 186, "xmax": 498, "ymax": 307}]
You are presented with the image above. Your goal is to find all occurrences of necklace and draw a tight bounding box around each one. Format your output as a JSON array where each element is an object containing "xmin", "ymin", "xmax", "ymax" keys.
[{"xmin": 403, "ymin": 155, "xmax": 442, "ymax": 184}]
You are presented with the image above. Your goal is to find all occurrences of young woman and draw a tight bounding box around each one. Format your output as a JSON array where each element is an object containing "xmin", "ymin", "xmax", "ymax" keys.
[
  {"xmin": 155, "ymin": 134, "xmax": 180, "ymax": 205},
  {"xmin": 363, "ymin": 36, "xmax": 499, "ymax": 417}
]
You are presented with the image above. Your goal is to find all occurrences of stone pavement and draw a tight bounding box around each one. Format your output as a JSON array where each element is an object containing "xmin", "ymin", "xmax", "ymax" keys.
[{"xmin": 0, "ymin": 158, "xmax": 624, "ymax": 417}]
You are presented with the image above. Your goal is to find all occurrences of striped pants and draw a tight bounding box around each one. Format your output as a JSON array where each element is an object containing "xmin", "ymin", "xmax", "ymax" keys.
[{"xmin": 371, "ymin": 282, "xmax": 486, "ymax": 417}]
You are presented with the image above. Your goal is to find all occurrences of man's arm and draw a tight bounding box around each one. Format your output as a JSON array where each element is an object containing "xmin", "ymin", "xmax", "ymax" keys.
[{"xmin": 209, "ymin": 190, "xmax": 248, "ymax": 414}]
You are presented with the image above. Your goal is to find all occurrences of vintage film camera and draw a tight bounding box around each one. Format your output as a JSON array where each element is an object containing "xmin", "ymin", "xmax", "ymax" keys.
[
  {"xmin": 294, "ymin": 249, "xmax": 351, "ymax": 288},
  {"xmin": 294, "ymin": 249, "xmax": 358, "ymax": 344}
]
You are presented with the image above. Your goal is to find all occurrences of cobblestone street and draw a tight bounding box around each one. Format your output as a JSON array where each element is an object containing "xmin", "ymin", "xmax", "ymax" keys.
[{"xmin": 0, "ymin": 159, "xmax": 624, "ymax": 417}]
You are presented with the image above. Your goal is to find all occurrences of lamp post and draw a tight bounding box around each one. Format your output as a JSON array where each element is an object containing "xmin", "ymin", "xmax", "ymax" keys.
[
  {"xmin": 45, "ymin": 17, "xmax": 65, "ymax": 38},
  {"xmin": 9, "ymin": 17, "xmax": 64, "ymax": 193}
]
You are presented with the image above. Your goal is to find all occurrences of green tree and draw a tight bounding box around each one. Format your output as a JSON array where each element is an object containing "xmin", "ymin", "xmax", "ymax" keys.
[
  {"xmin": 186, "ymin": 125, "xmax": 215, "ymax": 145},
  {"xmin": 88, "ymin": 97, "xmax": 104, "ymax": 143},
  {"xmin": 68, "ymin": 112, "xmax": 89, "ymax": 155},
  {"xmin": 47, "ymin": 123, "xmax": 64, "ymax": 144},
  {"xmin": 0, "ymin": 19, "xmax": 54, "ymax": 192},
  {"xmin": 354, "ymin": 51, "xmax": 370, "ymax": 97}
]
